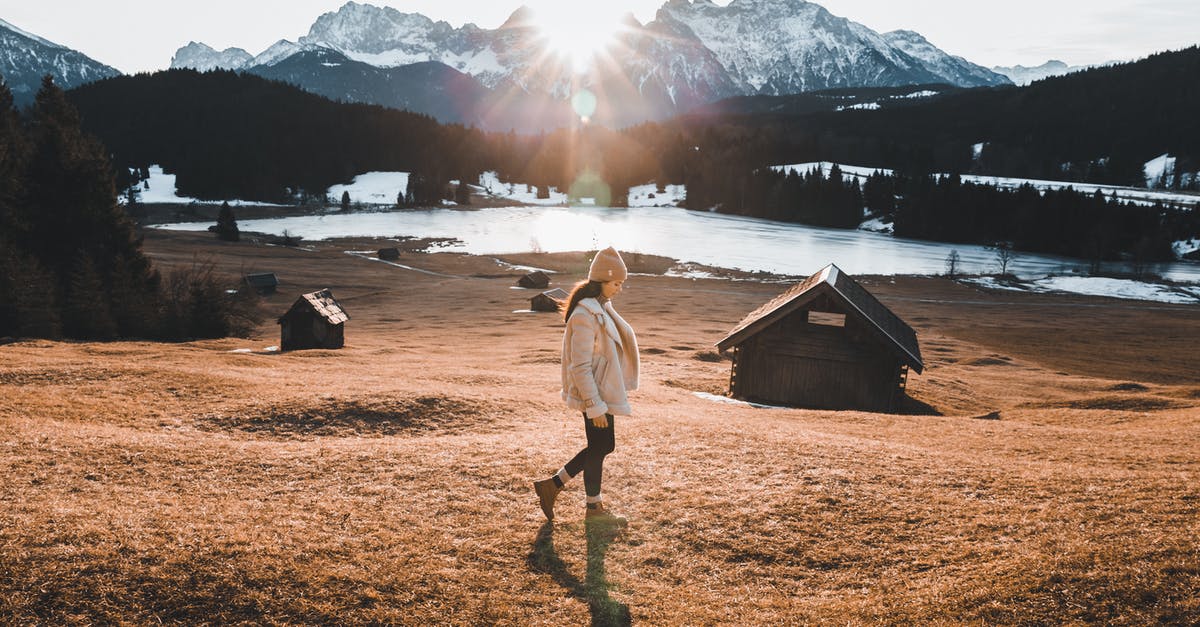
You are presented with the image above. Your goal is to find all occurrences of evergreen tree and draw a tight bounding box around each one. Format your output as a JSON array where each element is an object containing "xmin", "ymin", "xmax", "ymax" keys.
[
  {"xmin": 22, "ymin": 76, "xmax": 158, "ymax": 338},
  {"xmin": 63, "ymin": 253, "xmax": 117, "ymax": 340},
  {"xmin": 454, "ymin": 177, "xmax": 471, "ymax": 205},
  {"xmin": 341, "ymin": 190, "xmax": 351, "ymax": 212},
  {"xmin": 215, "ymin": 201, "xmax": 239, "ymax": 241}
]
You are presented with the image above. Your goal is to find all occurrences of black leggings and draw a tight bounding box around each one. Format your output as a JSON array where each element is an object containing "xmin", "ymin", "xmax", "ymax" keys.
[{"xmin": 564, "ymin": 413, "xmax": 615, "ymax": 497}]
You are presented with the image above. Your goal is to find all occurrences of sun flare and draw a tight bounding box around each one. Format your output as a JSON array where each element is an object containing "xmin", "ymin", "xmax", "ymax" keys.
[{"xmin": 526, "ymin": 3, "xmax": 628, "ymax": 72}]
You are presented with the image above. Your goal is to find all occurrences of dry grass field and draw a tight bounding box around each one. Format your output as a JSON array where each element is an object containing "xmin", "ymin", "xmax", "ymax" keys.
[{"xmin": 1, "ymin": 229, "xmax": 1198, "ymax": 625}]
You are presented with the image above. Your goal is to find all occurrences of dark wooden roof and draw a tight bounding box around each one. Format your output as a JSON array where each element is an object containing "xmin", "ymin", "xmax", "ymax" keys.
[
  {"xmin": 716, "ymin": 264, "xmax": 923, "ymax": 373},
  {"xmin": 534, "ymin": 288, "xmax": 568, "ymax": 302},
  {"xmin": 279, "ymin": 288, "xmax": 349, "ymax": 325},
  {"xmin": 244, "ymin": 272, "xmax": 278, "ymax": 288},
  {"xmin": 518, "ymin": 270, "xmax": 550, "ymax": 288}
]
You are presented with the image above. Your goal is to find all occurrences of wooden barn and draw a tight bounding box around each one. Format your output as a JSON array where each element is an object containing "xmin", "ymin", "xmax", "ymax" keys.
[
  {"xmin": 531, "ymin": 288, "xmax": 568, "ymax": 312},
  {"xmin": 716, "ymin": 264, "xmax": 923, "ymax": 412},
  {"xmin": 517, "ymin": 271, "xmax": 550, "ymax": 289},
  {"xmin": 377, "ymin": 247, "xmax": 400, "ymax": 261},
  {"xmin": 278, "ymin": 289, "xmax": 349, "ymax": 351},
  {"xmin": 243, "ymin": 272, "xmax": 278, "ymax": 295}
]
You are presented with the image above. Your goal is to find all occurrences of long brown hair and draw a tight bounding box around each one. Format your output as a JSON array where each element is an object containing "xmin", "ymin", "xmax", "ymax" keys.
[{"xmin": 562, "ymin": 280, "xmax": 603, "ymax": 321}]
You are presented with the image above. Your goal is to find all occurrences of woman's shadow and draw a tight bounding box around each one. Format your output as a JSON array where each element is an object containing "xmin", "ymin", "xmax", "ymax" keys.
[{"xmin": 528, "ymin": 521, "xmax": 631, "ymax": 626}]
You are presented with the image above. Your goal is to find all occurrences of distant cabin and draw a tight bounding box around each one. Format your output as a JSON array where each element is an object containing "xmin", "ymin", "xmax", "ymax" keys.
[
  {"xmin": 378, "ymin": 247, "xmax": 400, "ymax": 261},
  {"xmin": 243, "ymin": 272, "xmax": 278, "ymax": 295},
  {"xmin": 517, "ymin": 271, "xmax": 551, "ymax": 289},
  {"xmin": 716, "ymin": 264, "xmax": 923, "ymax": 412},
  {"xmin": 278, "ymin": 289, "xmax": 350, "ymax": 351},
  {"xmin": 531, "ymin": 288, "xmax": 569, "ymax": 312}
]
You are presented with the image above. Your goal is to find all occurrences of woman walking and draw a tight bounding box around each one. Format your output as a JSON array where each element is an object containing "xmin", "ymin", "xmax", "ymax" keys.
[{"xmin": 534, "ymin": 247, "xmax": 639, "ymax": 526}]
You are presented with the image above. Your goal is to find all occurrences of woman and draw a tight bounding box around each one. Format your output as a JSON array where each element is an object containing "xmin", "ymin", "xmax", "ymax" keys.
[{"xmin": 533, "ymin": 247, "xmax": 639, "ymax": 526}]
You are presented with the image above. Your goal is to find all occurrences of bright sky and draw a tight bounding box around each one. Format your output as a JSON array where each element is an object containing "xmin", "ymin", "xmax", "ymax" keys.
[{"xmin": 2, "ymin": 0, "xmax": 1196, "ymax": 74}]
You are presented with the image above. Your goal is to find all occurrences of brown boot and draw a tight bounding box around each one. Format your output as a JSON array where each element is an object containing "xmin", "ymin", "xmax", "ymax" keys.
[
  {"xmin": 584, "ymin": 502, "xmax": 627, "ymax": 527},
  {"xmin": 533, "ymin": 479, "xmax": 560, "ymax": 521}
]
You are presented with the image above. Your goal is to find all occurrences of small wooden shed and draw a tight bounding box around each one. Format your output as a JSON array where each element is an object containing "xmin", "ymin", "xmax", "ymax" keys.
[
  {"xmin": 517, "ymin": 271, "xmax": 550, "ymax": 289},
  {"xmin": 278, "ymin": 288, "xmax": 349, "ymax": 351},
  {"xmin": 378, "ymin": 247, "xmax": 400, "ymax": 261},
  {"xmin": 531, "ymin": 288, "xmax": 568, "ymax": 312},
  {"xmin": 243, "ymin": 272, "xmax": 278, "ymax": 295},
  {"xmin": 716, "ymin": 264, "xmax": 923, "ymax": 412}
]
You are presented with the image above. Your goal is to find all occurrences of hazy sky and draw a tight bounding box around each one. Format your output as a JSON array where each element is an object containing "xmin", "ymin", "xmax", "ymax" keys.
[{"xmin": 2, "ymin": 0, "xmax": 1197, "ymax": 74}]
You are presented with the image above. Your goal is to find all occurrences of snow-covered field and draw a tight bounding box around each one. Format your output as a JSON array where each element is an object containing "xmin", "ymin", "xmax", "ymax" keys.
[
  {"xmin": 627, "ymin": 183, "xmax": 685, "ymax": 207},
  {"xmin": 965, "ymin": 276, "xmax": 1200, "ymax": 305},
  {"xmin": 774, "ymin": 162, "xmax": 1200, "ymax": 207},
  {"xmin": 476, "ymin": 171, "xmax": 567, "ymax": 205},
  {"xmin": 124, "ymin": 166, "xmax": 290, "ymax": 206},
  {"xmin": 329, "ymin": 171, "xmax": 409, "ymax": 205}
]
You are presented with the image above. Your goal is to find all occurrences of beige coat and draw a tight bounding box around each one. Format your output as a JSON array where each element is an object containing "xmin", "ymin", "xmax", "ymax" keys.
[{"xmin": 561, "ymin": 297, "xmax": 639, "ymax": 418}]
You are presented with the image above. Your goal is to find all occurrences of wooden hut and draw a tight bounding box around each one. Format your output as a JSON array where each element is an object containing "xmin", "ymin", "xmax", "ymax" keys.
[
  {"xmin": 278, "ymin": 289, "xmax": 349, "ymax": 351},
  {"xmin": 243, "ymin": 272, "xmax": 278, "ymax": 295},
  {"xmin": 716, "ymin": 264, "xmax": 923, "ymax": 412},
  {"xmin": 531, "ymin": 288, "xmax": 569, "ymax": 312},
  {"xmin": 517, "ymin": 271, "xmax": 550, "ymax": 289},
  {"xmin": 377, "ymin": 247, "xmax": 400, "ymax": 261}
]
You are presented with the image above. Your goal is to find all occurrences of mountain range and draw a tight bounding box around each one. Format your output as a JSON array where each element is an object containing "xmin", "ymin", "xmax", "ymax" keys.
[
  {"xmin": 0, "ymin": 18, "xmax": 119, "ymax": 106},
  {"xmin": 162, "ymin": 0, "xmax": 1012, "ymax": 127}
]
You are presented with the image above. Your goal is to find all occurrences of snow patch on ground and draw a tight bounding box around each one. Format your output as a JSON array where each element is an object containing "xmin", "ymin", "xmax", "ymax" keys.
[
  {"xmin": 693, "ymin": 392, "xmax": 788, "ymax": 409},
  {"xmin": 1173, "ymin": 238, "xmax": 1200, "ymax": 257},
  {"xmin": 774, "ymin": 162, "xmax": 1200, "ymax": 207},
  {"xmin": 966, "ymin": 276, "xmax": 1200, "ymax": 304},
  {"xmin": 1144, "ymin": 153, "xmax": 1176, "ymax": 188},
  {"xmin": 627, "ymin": 183, "xmax": 685, "ymax": 207},
  {"xmin": 477, "ymin": 171, "xmax": 567, "ymax": 205},
  {"xmin": 126, "ymin": 165, "xmax": 289, "ymax": 206},
  {"xmin": 859, "ymin": 216, "xmax": 894, "ymax": 233},
  {"xmin": 328, "ymin": 171, "xmax": 410, "ymax": 205},
  {"xmin": 836, "ymin": 102, "xmax": 881, "ymax": 111}
]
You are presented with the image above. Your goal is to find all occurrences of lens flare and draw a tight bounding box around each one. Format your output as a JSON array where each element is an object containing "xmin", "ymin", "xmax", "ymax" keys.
[
  {"xmin": 571, "ymin": 89, "xmax": 597, "ymax": 120},
  {"xmin": 527, "ymin": 2, "xmax": 627, "ymax": 72}
]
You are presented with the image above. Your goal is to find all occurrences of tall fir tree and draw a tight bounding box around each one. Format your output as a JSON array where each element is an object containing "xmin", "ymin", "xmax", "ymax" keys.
[
  {"xmin": 216, "ymin": 201, "xmax": 239, "ymax": 241},
  {"xmin": 23, "ymin": 76, "xmax": 159, "ymax": 337}
]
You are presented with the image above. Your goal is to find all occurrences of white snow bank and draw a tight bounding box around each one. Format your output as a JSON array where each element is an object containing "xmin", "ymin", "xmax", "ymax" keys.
[
  {"xmin": 328, "ymin": 171, "xmax": 410, "ymax": 205},
  {"xmin": 124, "ymin": 165, "xmax": 288, "ymax": 206},
  {"xmin": 774, "ymin": 162, "xmax": 1200, "ymax": 207},
  {"xmin": 627, "ymin": 183, "xmax": 685, "ymax": 207},
  {"xmin": 477, "ymin": 171, "xmax": 567, "ymax": 205},
  {"xmin": 1144, "ymin": 153, "xmax": 1176, "ymax": 188},
  {"xmin": 693, "ymin": 391, "xmax": 787, "ymax": 409},
  {"xmin": 1174, "ymin": 238, "xmax": 1200, "ymax": 258},
  {"xmin": 966, "ymin": 276, "xmax": 1200, "ymax": 304}
]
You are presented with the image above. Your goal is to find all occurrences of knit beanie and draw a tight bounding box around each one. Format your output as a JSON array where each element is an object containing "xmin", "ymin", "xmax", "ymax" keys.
[{"xmin": 588, "ymin": 246, "xmax": 628, "ymax": 282}]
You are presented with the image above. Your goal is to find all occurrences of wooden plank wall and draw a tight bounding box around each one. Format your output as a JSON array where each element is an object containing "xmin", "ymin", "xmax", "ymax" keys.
[{"xmin": 732, "ymin": 308, "xmax": 901, "ymax": 411}]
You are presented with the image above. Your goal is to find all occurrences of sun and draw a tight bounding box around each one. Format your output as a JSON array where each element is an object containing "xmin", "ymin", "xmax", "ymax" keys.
[{"xmin": 526, "ymin": 3, "xmax": 628, "ymax": 72}]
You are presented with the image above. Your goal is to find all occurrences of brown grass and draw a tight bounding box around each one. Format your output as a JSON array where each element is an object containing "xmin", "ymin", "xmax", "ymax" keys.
[{"xmin": 1, "ymin": 230, "xmax": 1197, "ymax": 624}]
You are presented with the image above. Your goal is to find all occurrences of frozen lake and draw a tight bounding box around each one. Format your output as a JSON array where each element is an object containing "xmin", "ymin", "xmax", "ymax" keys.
[{"xmin": 155, "ymin": 205, "xmax": 1200, "ymax": 282}]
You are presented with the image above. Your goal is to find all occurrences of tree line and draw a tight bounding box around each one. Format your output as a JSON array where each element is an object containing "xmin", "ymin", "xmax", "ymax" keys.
[{"xmin": 0, "ymin": 76, "xmax": 259, "ymax": 340}]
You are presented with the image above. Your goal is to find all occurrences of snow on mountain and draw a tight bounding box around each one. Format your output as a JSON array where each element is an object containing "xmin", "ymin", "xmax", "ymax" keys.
[
  {"xmin": 0, "ymin": 18, "xmax": 121, "ymax": 105},
  {"xmin": 161, "ymin": 0, "xmax": 1018, "ymax": 125},
  {"xmin": 653, "ymin": 0, "xmax": 999, "ymax": 95},
  {"xmin": 169, "ymin": 41, "xmax": 253, "ymax": 71},
  {"xmin": 991, "ymin": 60, "xmax": 1093, "ymax": 86},
  {"xmin": 250, "ymin": 40, "xmax": 308, "ymax": 68},
  {"xmin": 883, "ymin": 30, "xmax": 1010, "ymax": 87}
]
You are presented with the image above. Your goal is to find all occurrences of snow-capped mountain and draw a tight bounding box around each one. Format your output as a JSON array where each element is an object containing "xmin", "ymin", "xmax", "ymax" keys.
[
  {"xmin": 991, "ymin": 60, "xmax": 1095, "ymax": 86},
  {"xmin": 655, "ymin": 0, "xmax": 1008, "ymax": 94},
  {"xmin": 883, "ymin": 30, "xmax": 1010, "ymax": 88},
  {"xmin": 0, "ymin": 18, "xmax": 120, "ymax": 106},
  {"xmin": 170, "ymin": 42, "xmax": 253, "ymax": 72},
  {"xmin": 166, "ymin": 0, "xmax": 1011, "ymax": 126}
]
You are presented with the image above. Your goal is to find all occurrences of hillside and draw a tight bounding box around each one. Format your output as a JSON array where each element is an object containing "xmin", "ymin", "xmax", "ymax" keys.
[
  {"xmin": 0, "ymin": 230, "xmax": 1197, "ymax": 623},
  {"xmin": 695, "ymin": 46, "xmax": 1200, "ymax": 187},
  {"xmin": 67, "ymin": 70, "xmax": 477, "ymax": 204}
]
